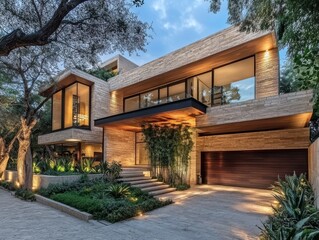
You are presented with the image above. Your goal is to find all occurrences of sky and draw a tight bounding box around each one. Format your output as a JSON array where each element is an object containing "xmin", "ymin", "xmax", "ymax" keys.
[{"xmin": 102, "ymin": 0, "xmax": 286, "ymax": 67}]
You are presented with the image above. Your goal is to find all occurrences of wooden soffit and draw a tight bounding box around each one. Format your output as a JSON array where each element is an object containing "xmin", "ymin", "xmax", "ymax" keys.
[
  {"xmin": 94, "ymin": 98, "xmax": 207, "ymax": 132},
  {"xmin": 198, "ymin": 113, "xmax": 312, "ymax": 136}
]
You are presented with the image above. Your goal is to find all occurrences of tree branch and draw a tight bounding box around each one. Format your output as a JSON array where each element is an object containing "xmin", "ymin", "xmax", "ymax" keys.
[{"xmin": 0, "ymin": 0, "xmax": 91, "ymax": 56}]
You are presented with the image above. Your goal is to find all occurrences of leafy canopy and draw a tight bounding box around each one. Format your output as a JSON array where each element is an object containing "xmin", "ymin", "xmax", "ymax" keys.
[{"xmin": 0, "ymin": 0, "xmax": 149, "ymax": 62}]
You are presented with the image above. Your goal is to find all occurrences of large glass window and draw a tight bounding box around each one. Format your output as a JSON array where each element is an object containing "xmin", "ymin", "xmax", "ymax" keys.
[
  {"xmin": 51, "ymin": 82, "xmax": 90, "ymax": 131},
  {"xmin": 213, "ymin": 57, "xmax": 255, "ymax": 105},
  {"xmin": 52, "ymin": 91, "xmax": 62, "ymax": 130},
  {"xmin": 124, "ymin": 95, "xmax": 139, "ymax": 112},
  {"xmin": 123, "ymin": 56, "xmax": 255, "ymax": 112},
  {"xmin": 168, "ymin": 82, "xmax": 185, "ymax": 102},
  {"xmin": 140, "ymin": 89, "xmax": 158, "ymax": 108},
  {"xmin": 64, "ymin": 84, "xmax": 77, "ymax": 128}
]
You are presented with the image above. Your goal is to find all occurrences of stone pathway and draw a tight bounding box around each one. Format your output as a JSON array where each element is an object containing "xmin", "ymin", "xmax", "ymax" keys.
[{"xmin": 0, "ymin": 185, "xmax": 273, "ymax": 240}]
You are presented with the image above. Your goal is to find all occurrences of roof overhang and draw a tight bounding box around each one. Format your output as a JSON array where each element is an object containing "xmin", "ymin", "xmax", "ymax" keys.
[
  {"xmin": 198, "ymin": 113, "xmax": 312, "ymax": 136},
  {"xmin": 39, "ymin": 69, "xmax": 101, "ymax": 97},
  {"xmin": 95, "ymin": 98, "xmax": 207, "ymax": 131}
]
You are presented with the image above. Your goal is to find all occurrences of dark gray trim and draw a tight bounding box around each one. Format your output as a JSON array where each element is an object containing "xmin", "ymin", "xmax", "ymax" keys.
[{"xmin": 95, "ymin": 98, "xmax": 207, "ymax": 127}]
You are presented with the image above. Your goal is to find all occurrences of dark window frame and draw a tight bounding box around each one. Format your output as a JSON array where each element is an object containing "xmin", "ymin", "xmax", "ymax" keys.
[
  {"xmin": 123, "ymin": 55, "xmax": 256, "ymax": 111},
  {"xmin": 51, "ymin": 81, "xmax": 92, "ymax": 132},
  {"xmin": 211, "ymin": 55, "xmax": 256, "ymax": 106}
]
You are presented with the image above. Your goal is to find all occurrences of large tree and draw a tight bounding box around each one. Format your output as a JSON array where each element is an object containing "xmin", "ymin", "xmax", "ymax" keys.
[
  {"xmin": 0, "ymin": 0, "xmax": 147, "ymax": 58},
  {"xmin": 0, "ymin": 0, "xmax": 149, "ymax": 189}
]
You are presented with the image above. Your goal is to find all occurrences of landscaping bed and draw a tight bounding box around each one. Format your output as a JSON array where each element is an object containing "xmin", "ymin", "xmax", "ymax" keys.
[{"xmin": 38, "ymin": 176, "xmax": 172, "ymax": 223}]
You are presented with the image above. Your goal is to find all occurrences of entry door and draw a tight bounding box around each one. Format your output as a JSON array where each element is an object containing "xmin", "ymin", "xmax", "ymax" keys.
[{"xmin": 135, "ymin": 133, "xmax": 150, "ymax": 165}]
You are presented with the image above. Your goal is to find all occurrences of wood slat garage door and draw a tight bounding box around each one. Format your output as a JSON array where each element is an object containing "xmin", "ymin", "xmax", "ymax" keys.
[{"xmin": 201, "ymin": 149, "xmax": 308, "ymax": 189}]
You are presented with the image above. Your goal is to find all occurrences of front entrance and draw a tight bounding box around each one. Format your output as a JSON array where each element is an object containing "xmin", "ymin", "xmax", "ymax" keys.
[
  {"xmin": 201, "ymin": 149, "xmax": 308, "ymax": 189},
  {"xmin": 135, "ymin": 132, "xmax": 150, "ymax": 165}
]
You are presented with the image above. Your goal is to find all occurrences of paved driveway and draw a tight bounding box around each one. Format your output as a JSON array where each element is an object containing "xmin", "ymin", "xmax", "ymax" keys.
[{"xmin": 0, "ymin": 185, "xmax": 273, "ymax": 240}]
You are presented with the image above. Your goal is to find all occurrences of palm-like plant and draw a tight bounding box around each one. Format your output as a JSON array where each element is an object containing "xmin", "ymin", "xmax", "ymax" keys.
[
  {"xmin": 260, "ymin": 173, "xmax": 319, "ymax": 240},
  {"xmin": 106, "ymin": 184, "xmax": 130, "ymax": 199}
]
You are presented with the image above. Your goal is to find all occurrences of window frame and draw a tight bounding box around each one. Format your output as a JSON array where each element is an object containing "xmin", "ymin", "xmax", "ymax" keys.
[
  {"xmin": 51, "ymin": 81, "xmax": 92, "ymax": 132},
  {"xmin": 211, "ymin": 55, "xmax": 256, "ymax": 106}
]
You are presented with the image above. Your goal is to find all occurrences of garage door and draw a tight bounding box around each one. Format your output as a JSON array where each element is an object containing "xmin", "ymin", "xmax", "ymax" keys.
[{"xmin": 201, "ymin": 149, "xmax": 308, "ymax": 189}]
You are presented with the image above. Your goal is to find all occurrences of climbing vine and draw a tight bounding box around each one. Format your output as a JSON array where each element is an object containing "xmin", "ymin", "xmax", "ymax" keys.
[{"xmin": 141, "ymin": 124, "xmax": 193, "ymax": 186}]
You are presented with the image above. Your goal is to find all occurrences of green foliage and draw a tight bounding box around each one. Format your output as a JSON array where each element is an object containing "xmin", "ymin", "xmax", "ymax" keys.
[
  {"xmin": 142, "ymin": 124, "xmax": 193, "ymax": 186},
  {"xmin": 279, "ymin": 61, "xmax": 299, "ymax": 94},
  {"xmin": 79, "ymin": 157, "xmax": 95, "ymax": 173},
  {"xmin": 259, "ymin": 173, "xmax": 319, "ymax": 239},
  {"xmin": 102, "ymin": 161, "xmax": 122, "ymax": 182},
  {"xmin": 86, "ymin": 68, "xmax": 117, "ymax": 82},
  {"xmin": 15, "ymin": 188, "xmax": 36, "ymax": 201},
  {"xmin": 40, "ymin": 178, "xmax": 171, "ymax": 223},
  {"xmin": 106, "ymin": 184, "xmax": 131, "ymax": 199},
  {"xmin": 175, "ymin": 183, "xmax": 190, "ymax": 191},
  {"xmin": 0, "ymin": 180, "xmax": 15, "ymax": 191}
]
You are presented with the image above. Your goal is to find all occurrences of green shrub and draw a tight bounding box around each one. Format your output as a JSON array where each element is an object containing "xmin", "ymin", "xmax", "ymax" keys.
[
  {"xmin": 0, "ymin": 180, "xmax": 15, "ymax": 191},
  {"xmin": 259, "ymin": 173, "xmax": 319, "ymax": 239},
  {"xmin": 106, "ymin": 184, "xmax": 131, "ymax": 199},
  {"xmin": 15, "ymin": 189, "xmax": 36, "ymax": 201},
  {"xmin": 103, "ymin": 161, "xmax": 122, "ymax": 182},
  {"xmin": 79, "ymin": 158, "xmax": 95, "ymax": 173},
  {"xmin": 39, "ymin": 178, "xmax": 172, "ymax": 223},
  {"xmin": 175, "ymin": 183, "xmax": 190, "ymax": 191}
]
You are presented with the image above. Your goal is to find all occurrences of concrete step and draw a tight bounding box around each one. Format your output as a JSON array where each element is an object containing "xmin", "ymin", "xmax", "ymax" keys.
[
  {"xmin": 129, "ymin": 179, "xmax": 158, "ymax": 185},
  {"xmin": 119, "ymin": 176, "xmax": 151, "ymax": 182},
  {"xmin": 149, "ymin": 188, "xmax": 177, "ymax": 196},
  {"xmin": 120, "ymin": 172, "xmax": 145, "ymax": 178},
  {"xmin": 142, "ymin": 184, "xmax": 171, "ymax": 192},
  {"xmin": 132, "ymin": 181, "xmax": 164, "ymax": 188}
]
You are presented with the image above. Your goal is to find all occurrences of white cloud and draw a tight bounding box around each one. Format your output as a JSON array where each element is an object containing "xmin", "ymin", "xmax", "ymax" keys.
[
  {"xmin": 152, "ymin": 0, "xmax": 167, "ymax": 19},
  {"xmin": 184, "ymin": 16, "xmax": 203, "ymax": 33}
]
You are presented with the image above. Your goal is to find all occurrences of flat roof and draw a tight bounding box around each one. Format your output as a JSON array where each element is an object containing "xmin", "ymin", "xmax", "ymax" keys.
[{"xmin": 95, "ymin": 98, "xmax": 207, "ymax": 131}]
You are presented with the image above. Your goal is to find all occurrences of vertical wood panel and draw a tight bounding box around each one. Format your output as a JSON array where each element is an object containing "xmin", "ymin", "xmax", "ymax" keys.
[{"xmin": 201, "ymin": 149, "xmax": 308, "ymax": 189}]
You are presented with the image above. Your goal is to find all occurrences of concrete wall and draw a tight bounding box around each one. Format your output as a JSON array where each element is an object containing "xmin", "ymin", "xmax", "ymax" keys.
[
  {"xmin": 256, "ymin": 48, "xmax": 279, "ymax": 98},
  {"xmin": 198, "ymin": 128, "xmax": 310, "ymax": 152},
  {"xmin": 308, "ymin": 139, "xmax": 319, "ymax": 207},
  {"xmin": 103, "ymin": 128, "xmax": 135, "ymax": 166},
  {"xmin": 196, "ymin": 90, "xmax": 313, "ymax": 128},
  {"xmin": 1, "ymin": 170, "xmax": 102, "ymax": 191},
  {"xmin": 108, "ymin": 27, "xmax": 273, "ymax": 91}
]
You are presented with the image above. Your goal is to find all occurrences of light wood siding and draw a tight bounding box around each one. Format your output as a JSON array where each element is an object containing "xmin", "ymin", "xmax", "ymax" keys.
[
  {"xmin": 197, "ymin": 128, "xmax": 310, "ymax": 152},
  {"xmin": 103, "ymin": 128, "xmax": 135, "ymax": 166},
  {"xmin": 256, "ymin": 48, "xmax": 279, "ymax": 98}
]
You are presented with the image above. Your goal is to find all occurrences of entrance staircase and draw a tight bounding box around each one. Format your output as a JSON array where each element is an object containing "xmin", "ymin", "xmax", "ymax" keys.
[{"xmin": 119, "ymin": 167, "xmax": 176, "ymax": 196}]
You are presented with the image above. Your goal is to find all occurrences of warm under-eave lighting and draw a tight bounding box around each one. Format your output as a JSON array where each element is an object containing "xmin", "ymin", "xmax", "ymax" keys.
[{"xmin": 65, "ymin": 138, "xmax": 81, "ymax": 142}]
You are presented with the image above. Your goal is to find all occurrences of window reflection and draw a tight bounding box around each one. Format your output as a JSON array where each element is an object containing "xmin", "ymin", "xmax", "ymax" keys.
[
  {"xmin": 213, "ymin": 57, "xmax": 255, "ymax": 105},
  {"xmin": 123, "ymin": 57, "xmax": 255, "ymax": 112}
]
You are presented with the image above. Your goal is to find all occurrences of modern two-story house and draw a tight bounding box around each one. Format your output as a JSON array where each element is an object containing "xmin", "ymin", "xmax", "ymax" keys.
[{"xmin": 38, "ymin": 26, "xmax": 313, "ymax": 189}]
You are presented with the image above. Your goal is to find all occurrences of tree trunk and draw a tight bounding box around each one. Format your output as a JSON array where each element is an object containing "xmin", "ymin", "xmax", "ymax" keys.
[
  {"xmin": 0, "ymin": 154, "xmax": 10, "ymax": 179},
  {"xmin": 17, "ymin": 118, "xmax": 37, "ymax": 190},
  {"xmin": 0, "ymin": 133, "xmax": 19, "ymax": 178}
]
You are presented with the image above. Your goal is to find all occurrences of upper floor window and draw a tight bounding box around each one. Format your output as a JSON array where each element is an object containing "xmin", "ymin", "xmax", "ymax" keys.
[
  {"xmin": 213, "ymin": 57, "xmax": 255, "ymax": 105},
  {"xmin": 52, "ymin": 82, "xmax": 90, "ymax": 131},
  {"xmin": 123, "ymin": 56, "xmax": 255, "ymax": 112}
]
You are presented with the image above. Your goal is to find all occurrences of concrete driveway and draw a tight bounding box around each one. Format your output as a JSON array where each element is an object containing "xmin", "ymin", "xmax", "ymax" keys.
[{"xmin": 0, "ymin": 185, "xmax": 273, "ymax": 240}]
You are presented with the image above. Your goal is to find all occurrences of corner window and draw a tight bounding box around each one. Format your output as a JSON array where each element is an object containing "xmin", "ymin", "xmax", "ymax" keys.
[
  {"xmin": 213, "ymin": 57, "xmax": 255, "ymax": 105},
  {"xmin": 51, "ymin": 82, "xmax": 90, "ymax": 131}
]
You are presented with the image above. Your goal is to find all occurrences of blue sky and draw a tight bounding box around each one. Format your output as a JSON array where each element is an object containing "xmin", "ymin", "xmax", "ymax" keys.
[{"xmin": 102, "ymin": 0, "xmax": 286, "ymax": 67}]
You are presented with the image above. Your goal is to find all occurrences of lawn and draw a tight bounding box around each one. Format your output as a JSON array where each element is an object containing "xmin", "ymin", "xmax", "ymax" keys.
[{"xmin": 38, "ymin": 176, "xmax": 172, "ymax": 223}]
